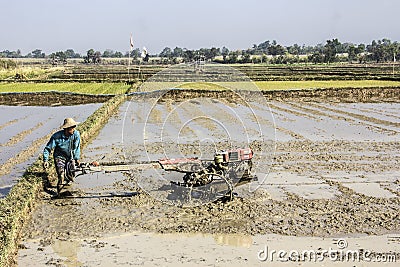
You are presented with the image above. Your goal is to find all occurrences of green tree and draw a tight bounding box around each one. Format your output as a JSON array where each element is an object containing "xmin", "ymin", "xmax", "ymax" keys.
[
  {"xmin": 132, "ymin": 48, "xmax": 140, "ymax": 58},
  {"xmin": 183, "ymin": 49, "xmax": 194, "ymax": 62},
  {"xmin": 84, "ymin": 49, "xmax": 95, "ymax": 63},
  {"xmin": 114, "ymin": 51, "xmax": 123, "ymax": 58},
  {"xmin": 287, "ymin": 44, "xmax": 301, "ymax": 55},
  {"xmin": 65, "ymin": 49, "xmax": 79, "ymax": 58},
  {"xmin": 367, "ymin": 40, "xmax": 386, "ymax": 62},
  {"xmin": 127, "ymin": 48, "xmax": 140, "ymax": 59},
  {"xmin": 102, "ymin": 49, "xmax": 114, "ymax": 58},
  {"xmin": 208, "ymin": 47, "xmax": 220, "ymax": 60},
  {"xmin": 50, "ymin": 51, "xmax": 67, "ymax": 65},
  {"xmin": 257, "ymin": 40, "xmax": 270, "ymax": 54},
  {"xmin": 324, "ymin": 39, "xmax": 341, "ymax": 63},
  {"xmin": 268, "ymin": 40, "xmax": 286, "ymax": 56},
  {"xmin": 348, "ymin": 45, "xmax": 357, "ymax": 62},
  {"xmin": 173, "ymin": 47, "xmax": 184, "ymax": 57},
  {"xmin": 221, "ymin": 46, "xmax": 229, "ymax": 62},
  {"xmin": 93, "ymin": 51, "xmax": 101, "ymax": 63},
  {"xmin": 241, "ymin": 50, "xmax": 252, "ymax": 63},
  {"xmin": 84, "ymin": 49, "xmax": 101, "ymax": 63},
  {"xmin": 228, "ymin": 51, "xmax": 239, "ymax": 63},
  {"xmin": 308, "ymin": 52, "xmax": 324, "ymax": 64},
  {"xmin": 31, "ymin": 49, "xmax": 45, "ymax": 58},
  {"xmin": 160, "ymin": 47, "xmax": 173, "ymax": 58}
]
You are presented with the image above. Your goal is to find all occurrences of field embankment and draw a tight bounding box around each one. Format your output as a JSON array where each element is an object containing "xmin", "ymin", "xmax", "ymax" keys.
[
  {"xmin": 0, "ymin": 82, "xmax": 132, "ymax": 105},
  {"xmin": 1, "ymin": 63, "xmax": 399, "ymax": 83}
]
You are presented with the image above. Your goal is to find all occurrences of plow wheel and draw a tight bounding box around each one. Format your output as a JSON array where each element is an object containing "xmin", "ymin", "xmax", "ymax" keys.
[
  {"xmin": 170, "ymin": 173, "xmax": 234, "ymax": 205},
  {"xmin": 201, "ymin": 173, "xmax": 234, "ymax": 202}
]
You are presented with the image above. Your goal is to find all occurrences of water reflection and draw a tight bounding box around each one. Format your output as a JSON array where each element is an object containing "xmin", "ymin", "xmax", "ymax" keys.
[
  {"xmin": 213, "ymin": 233, "xmax": 253, "ymax": 248},
  {"xmin": 52, "ymin": 239, "xmax": 82, "ymax": 267}
]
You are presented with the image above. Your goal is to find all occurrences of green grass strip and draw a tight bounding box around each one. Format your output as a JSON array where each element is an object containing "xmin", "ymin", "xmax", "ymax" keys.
[
  {"xmin": 164, "ymin": 80, "xmax": 400, "ymax": 92},
  {"xmin": 0, "ymin": 82, "xmax": 130, "ymax": 95},
  {"xmin": 255, "ymin": 80, "xmax": 400, "ymax": 90}
]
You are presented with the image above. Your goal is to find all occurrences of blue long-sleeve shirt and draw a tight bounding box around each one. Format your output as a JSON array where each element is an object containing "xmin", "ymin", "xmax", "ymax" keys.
[{"xmin": 43, "ymin": 130, "xmax": 81, "ymax": 162}]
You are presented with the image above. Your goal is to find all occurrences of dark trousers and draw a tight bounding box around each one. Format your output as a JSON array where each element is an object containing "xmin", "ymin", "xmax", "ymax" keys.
[{"xmin": 54, "ymin": 157, "xmax": 66, "ymax": 193}]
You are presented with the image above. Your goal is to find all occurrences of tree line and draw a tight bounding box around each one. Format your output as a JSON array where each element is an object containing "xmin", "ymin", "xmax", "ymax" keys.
[{"xmin": 0, "ymin": 38, "xmax": 399, "ymax": 65}]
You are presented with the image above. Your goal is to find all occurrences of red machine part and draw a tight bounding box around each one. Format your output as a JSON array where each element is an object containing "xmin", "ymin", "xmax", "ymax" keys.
[
  {"xmin": 158, "ymin": 157, "xmax": 199, "ymax": 166},
  {"xmin": 158, "ymin": 148, "xmax": 253, "ymax": 171},
  {"xmin": 158, "ymin": 157, "xmax": 202, "ymax": 172},
  {"xmin": 220, "ymin": 148, "xmax": 253, "ymax": 162}
]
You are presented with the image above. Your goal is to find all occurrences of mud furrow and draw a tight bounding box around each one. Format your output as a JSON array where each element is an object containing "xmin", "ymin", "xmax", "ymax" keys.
[
  {"xmin": 178, "ymin": 101, "xmax": 218, "ymax": 133},
  {"xmin": 275, "ymin": 126, "xmax": 307, "ymax": 140},
  {"xmin": 147, "ymin": 104, "xmax": 163, "ymax": 123},
  {"xmin": 162, "ymin": 99, "xmax": 197, "ymax": 137},
  {"xmin": 274, "ymin": 152, "xmax": 398, "ymax": 164},
  {"xmin": 270, "ymin": 110, "xmax": 295, "ymax": 122},
  {"xmin": 285, "ymin": 101, "xmax": 397, "ymax": 136},
  {"xmin": 310, "ymin": 102, "xmax": 400, "ymax": 129},
  {"xmin": 0, "ymin": 119, "xmax": 19, "ymax": 131},
  {"xmin": 285, "ymin": 101, "xmax": 346, "ymax": 121},
  {"xmin": 347, "ymin": 105, "xmax": 400, "ymax": 121},
  {"xmin": 305, "ymin": 102, "xmax": 399, "ymax": 135},
  {"xmin": 203, "ymin": 99, "xmax": 243, "ymax": 126},
  {"xmin": 0, "ymin": 122, "xmax": 44, "ymax": 147},
  {"xmin": 275, "ymin": 140, "xmax": 400, "ymax": 153},
  {"xmin": 164, "ymin": 100, "xmax": 183, "ymax": 125},
  {"xmin": 277, "ymin": 161, "xmax": 397, "ymax": 173},
  {"xmin": 367, "ymin": 105, "xmax": 400, "ymax": 117},
  {"xmin": 0, "ymin": 132, "xmax": 52, "ymax": 177},
  {"xmin": 268, "ymin": 102, "xmax": 321, "ymax": 121},
  {"xmin": 273, "ymin": 140, "xmax": 399, "ymax": 173}
]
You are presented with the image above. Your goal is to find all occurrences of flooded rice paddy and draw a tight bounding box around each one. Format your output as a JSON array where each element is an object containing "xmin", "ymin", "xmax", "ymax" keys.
[
  {"xmin": 0, "ymin": 104, "xmax": 102, "ymax": 197},
  {"xmin": 6, "ymin": 92, "xmax": 400, "ymax": 266}
]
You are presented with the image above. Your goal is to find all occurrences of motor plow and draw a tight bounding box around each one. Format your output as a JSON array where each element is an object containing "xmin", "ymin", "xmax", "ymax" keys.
[{"xmin": 66, "ymin": 148, "xmax": 257, "ymax": 202}]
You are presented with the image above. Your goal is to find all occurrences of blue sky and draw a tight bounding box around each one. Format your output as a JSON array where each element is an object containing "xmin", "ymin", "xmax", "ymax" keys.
[{"xmin": 1, "ymin": 0, "xmax": 399, "ymax": 55}]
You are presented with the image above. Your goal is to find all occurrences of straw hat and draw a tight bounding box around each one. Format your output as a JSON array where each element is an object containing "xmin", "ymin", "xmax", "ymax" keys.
[{"xmin": 61, "ymin": 118, "xmax": 80, "ymax": 129}]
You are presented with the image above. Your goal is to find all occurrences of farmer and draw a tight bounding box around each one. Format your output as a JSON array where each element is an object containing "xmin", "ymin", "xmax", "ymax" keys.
[{"xmin": 43, "ymin": 117, "xmax": 81, "ymax": 195}]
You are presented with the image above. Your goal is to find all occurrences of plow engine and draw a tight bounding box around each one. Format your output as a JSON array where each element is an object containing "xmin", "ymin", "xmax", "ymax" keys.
[{"xmin": 159, "ymin": 148, "xmax": 257, "ymax": 202}]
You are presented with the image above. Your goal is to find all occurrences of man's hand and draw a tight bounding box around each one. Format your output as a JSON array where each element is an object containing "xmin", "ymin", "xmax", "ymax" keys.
[
  {"xmin": 43, "ymin": 161, "xmax": 49, "ymax": 169},
  {"xmin": 91, "ymin": 161, "xmax": 100, "ymax": 167}
]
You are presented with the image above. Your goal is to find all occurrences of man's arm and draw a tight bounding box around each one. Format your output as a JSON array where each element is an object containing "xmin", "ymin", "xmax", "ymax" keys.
[
  {"xmin": 73, "ymin": 131, "xmax": 81, "ymax": 161},
  {"xmin": 43, "ymin": 135, "xmax": 55, "ymax": 162}
]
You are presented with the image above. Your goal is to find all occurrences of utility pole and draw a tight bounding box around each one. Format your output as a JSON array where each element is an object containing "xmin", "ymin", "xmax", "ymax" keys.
[
  {"xmin": 393, "ymin": 52, "xmax": 396, "ymax": 78},
  {"xmin": 128, "ymin": 34, "xmax": 134, "ymax": 83}
]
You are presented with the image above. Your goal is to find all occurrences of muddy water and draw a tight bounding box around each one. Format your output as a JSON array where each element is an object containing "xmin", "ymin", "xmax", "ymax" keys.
[
  {"xmin": 18, "ymin": 95, "xmax": 400, "ymax": 266},
  {"xmin": 18, "ymin": 232, "xmax": 400, "ymax": 266},
  {"xmin": 0, "ymin": 104, "xmax": 102, "ymax": 197}
]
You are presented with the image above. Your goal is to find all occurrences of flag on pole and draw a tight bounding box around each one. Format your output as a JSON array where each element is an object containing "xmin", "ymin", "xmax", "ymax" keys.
[{"xmin": 130, "ymin": 34, "xmax": 134, "ymax": 51}]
